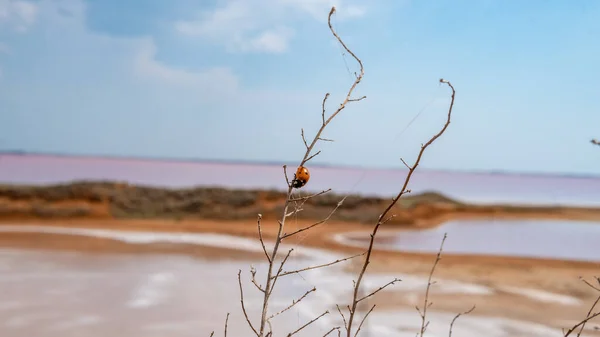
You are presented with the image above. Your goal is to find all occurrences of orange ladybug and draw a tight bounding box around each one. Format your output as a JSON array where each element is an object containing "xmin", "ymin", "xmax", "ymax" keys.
[{"xmin": 291, "ymin": 166, "xmax": 310, "ymax": 189}]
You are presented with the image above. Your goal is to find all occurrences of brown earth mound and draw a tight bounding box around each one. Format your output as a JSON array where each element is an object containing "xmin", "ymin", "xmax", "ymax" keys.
[{"xmin": 1, "ymin": 181, "xmax": 600, "ymax": 227}]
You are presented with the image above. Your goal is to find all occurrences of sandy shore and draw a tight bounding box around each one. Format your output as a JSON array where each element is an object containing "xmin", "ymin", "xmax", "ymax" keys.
[{"xmin": 0, "ymin": 217, "xmax": 599, "ymax": 335}]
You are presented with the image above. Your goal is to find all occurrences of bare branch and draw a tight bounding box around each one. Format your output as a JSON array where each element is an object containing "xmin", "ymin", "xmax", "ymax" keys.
[
  {"xmin": 400, "ymin": 158, "xmax": 411, "ymax": 170},
  {"xmin": 297, "ymin": 6, "xmax": 365, "ymax": 168},
  {"xmin": 269, "ymin": 248, "xmax": 294, "ymax": 295},
  {"xmin": 318, "ymin": 137, "xmax": 335, "ymax": 142},
  {"xmin": 591, "ymin": 139, "xmax": 600, "ymax": 146},
  {"xmin": 257, "ymin": 214, "xmax": 271, "ymax": 264},
  {"xmin": 268, "ymin": 287, "xmax": 316, "ymax": 320},
  {"xmin": 283, "ymin": 165, "xmax": 291, "ymax": 188},
  {"xmin": 322, "ymin": 92, "xmax": 330, "ymax": 125},
  {"xmin": 580, "ymin": 276, "xmax": 600, "ymax": 292},
  {"xmin": 250, "ymin": 266, "xmax": 266, "ymax": 293},
  {"xmin": 357, "ymin": 278, "xmax": 401, "ymax": 303},
  {"xmin": 348, "ymin": 96, "xmax": 367, "ymax": 102},
  {"xmin": 354, "ymin": 304, "xmax": 376, "ymax": 337},
  {"xmin": 336, "ymin": 304, "xmax": 348, "ymax": 331},
  {"xmin": 343, "ymin": 80, "xmax": 456, "ymax": 337},
  {"xmin": 305, "ymin": 150, "xmax": 322, "ymax": 164},
  {"xmin": 564, "ymin": 312, "xmax": 600, "ymax": 337},
  {"xmin": 285, "ymin": 208, "xmax": 304, "ymax": 218},
  {"xmin": 238, "ymin": 270, "xmax": 259, "ymax": 337},
  {"xmin": 289, "ymin": 188, "xmax": 332, "ymax": 202},
  {"xmin": 418, "ymin": 233, "xmax": 448, "ymax": 337},
  {"xmin": 277, "ymin": 252, "xmax": 365, "ymax": 278},
  {"xmin": 301, "ymin": 129, "xmax": 310, "ymax": 149},
  {"xmin": 224, "ymin": 312, "xmax": 230, "ymax": 337},
  {"xmin": 287, "ymin": 311, "xmax": 330, "ymax": 337},
  {"xmin": 324, "ymin": 327, "xmax": 341, "ymax": 337},
  {"xmin": 448, "ymin": 305, "xmax": 476, "ymax": 337},
  {"xmin": 254, "ymin": 6, "xmax": 367, "ymax": 336},
  {"xmin": 282, "ymin": 196, "xmax": 347, "ymax": 239},
  {"xmin": 574, "ymin": 277, "xmax": 600, "ymax": 337}
]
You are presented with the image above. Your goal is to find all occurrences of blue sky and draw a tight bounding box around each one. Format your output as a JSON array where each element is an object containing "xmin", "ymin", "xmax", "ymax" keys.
[{"xmin": 0, "ymin": 0, "xmax": 599, "ymax": 176}]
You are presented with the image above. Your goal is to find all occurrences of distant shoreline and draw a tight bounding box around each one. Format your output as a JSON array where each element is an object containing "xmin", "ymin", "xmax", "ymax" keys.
[
  {"xmin": 2, "ymin": 151, "xmax": 599, "ymax": 180},
  {"xmin": 1, "ymin": 180, "xmax": 600, "ymax": 227}
]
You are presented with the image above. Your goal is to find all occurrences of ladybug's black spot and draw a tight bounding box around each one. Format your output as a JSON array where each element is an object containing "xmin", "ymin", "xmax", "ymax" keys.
[{"xmin": 291, "ymin": 178, "xmax": 306, "ymax": 189}]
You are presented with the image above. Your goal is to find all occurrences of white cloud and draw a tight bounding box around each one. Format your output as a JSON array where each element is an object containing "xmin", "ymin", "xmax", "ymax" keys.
[
  {"xmin": 12, "ymin": 0, "xmax": 239, "ymax": 99},
  {"xmin": 132, "ymin": 38, "xmax": 239, "ymax": 91},
  {"xmin": 0, "ymin": 0, "xmax": 38, "ymax": 32},
  {"xmin": 174, "ymin": 0, "xmax": 366, "ymax": 54}
]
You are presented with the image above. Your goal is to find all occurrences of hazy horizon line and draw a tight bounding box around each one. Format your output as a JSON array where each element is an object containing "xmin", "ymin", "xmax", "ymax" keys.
[{"xmin": 2, "ymin": 149, "xmax": 599, "ymax": 180}]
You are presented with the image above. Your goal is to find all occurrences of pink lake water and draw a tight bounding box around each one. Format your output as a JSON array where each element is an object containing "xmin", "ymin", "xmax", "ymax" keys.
[
  {"xmin": 1, "ymin": 154, "xmax": 600, "ymax": 206},
  {"xmin": 0, "ymin": 228, "xmax": 586, "ymax": 337},
  {"xmin": 334, "ymin": 219, "xmax": 600, "ymax": 263}
]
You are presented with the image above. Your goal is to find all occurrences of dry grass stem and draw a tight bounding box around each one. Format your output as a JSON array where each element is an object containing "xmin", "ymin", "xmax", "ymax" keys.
[
  {"xmin": 224, "ymin": 312, "xmax": 230, "ymax": 337},
  {"xmin": 418, "ymin": 233, "xmax": 448, "ymax": 337},
  {"xmin": 448, "ymin": 305, "xmax": 476, "ymax": 337}
]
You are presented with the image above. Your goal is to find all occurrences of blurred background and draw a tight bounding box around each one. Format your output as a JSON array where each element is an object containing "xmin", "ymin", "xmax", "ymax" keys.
[{"xmin": 0, "ymin": 0, "xmax": 599, "ymax": 336}]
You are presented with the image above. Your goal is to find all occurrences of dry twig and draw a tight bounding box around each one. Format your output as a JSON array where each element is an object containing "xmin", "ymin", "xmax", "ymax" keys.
[
  {"xmin": 277, "ymin": 252, "xmax": 365, "ymax": 278},
  {"xmin": 340, "ymin": 79, "xmax": 456, "ymax": 337},
  {"xmin": 229, "ymin": 6, "xmax": 457, "ymax": 337},
  {"xmin": 234, "ymin": 6, "xmax": 367, "ymax": 337},
  {"xmin": 564, "ymin": 276, "xmax": 600, "ymax": 337},
  {"xmin": 238, "ymin": 269, "xmax": 259, "ymax": 337},
  {"xmin": 418, "ymin": 233, "xmax": 448, "ymax": 337},
  {"xmin": 287, "ymin": 311, "xmax": 330, "ymax": 337},
  {"xmin": 448, "ymin": 305, "xmax": 476, "ymax": 337}
]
